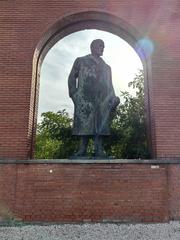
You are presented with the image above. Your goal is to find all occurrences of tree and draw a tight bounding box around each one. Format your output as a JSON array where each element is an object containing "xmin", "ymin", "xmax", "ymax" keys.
[
  {"xmin": 104, "ymin": 69, "xmax": 150, "ymax": 159},
  {"xmin": 35, "ymin": 110, "xmax": 78, "ymax": 159},
  {"xmin": 35, "ymin": 70, "xmax": 150, "ymax": 159}
]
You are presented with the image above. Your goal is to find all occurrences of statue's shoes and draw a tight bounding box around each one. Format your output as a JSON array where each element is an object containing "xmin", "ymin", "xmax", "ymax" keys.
[{"xmin": 74, "ymin": 149, "xmax": 87, "ymax": 157}]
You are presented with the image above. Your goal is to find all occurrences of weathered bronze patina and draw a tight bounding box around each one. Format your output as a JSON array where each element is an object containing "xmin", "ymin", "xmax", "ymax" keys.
[{"xmin": 68, "ymin": 39, "xmax": 120, "ymax": 158}]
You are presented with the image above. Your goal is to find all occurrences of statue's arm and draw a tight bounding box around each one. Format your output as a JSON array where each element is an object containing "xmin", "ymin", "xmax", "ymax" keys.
[
  {"xmin": 109, "ymin": 67, "xmax": 120, "ymax": 109},
  {"xmin": 68, "ymin": 58, "xmax": 79, "ymax": 98},
  {"xmin": 108, "ymin": 67, "xmax": 115, "ymax": 96}
]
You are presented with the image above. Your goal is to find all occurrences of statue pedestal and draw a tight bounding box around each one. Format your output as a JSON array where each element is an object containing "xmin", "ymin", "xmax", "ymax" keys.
[{"xmin": 0, "ymin": 159, "xmax": 170, "ymax": 223}]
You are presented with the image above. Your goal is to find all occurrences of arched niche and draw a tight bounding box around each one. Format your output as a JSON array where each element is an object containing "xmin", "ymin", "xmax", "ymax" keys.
[{"xmin": 30, "ymin": 10, "xmax": 154, "ymax": 158}]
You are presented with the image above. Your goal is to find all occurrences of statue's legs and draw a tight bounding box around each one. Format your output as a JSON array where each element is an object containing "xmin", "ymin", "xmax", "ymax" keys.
[
  {"xmin": 94, "ymin": 135, "xmax": 106, "ymax": 157},
  {"xmin": 75, "ymin": 136, "xmax": 88, "ymax": 157},
  {"xmin": 75, "ymin": 135, "xmax": 106, "ymax": 158}
]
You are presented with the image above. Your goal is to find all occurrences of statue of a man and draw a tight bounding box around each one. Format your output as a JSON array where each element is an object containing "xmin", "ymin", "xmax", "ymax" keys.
[{"xmin": 68, "ymin": 39, "xmax": 120, "ymax": 157}]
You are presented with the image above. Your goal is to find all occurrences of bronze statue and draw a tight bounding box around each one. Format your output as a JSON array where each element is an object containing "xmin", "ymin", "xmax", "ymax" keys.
[{"xmin": 68, "ymin": 39, "xmax": 120, "ymax": 158}]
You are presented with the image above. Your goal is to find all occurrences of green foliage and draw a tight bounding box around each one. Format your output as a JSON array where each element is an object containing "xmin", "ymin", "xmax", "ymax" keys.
[
  {"xmin": 35, "ymin": 110, "xmax": 78, "ymax": 159},
  {"xmin": 35, "ymin": 70, "xmax": 150, "ymax": 159},
  {"xmin": 104, "ymin": 69, "xmax": 150, "ymax": 159}
]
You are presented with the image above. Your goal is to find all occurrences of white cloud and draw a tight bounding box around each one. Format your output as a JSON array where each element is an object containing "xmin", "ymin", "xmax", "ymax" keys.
[{"xmin": 38, "ymin": 30, "xmax": 143, "ymax": 122}]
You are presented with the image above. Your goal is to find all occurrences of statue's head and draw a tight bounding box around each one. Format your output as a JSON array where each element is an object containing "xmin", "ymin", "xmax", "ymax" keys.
[{"xmin": 90, "ymin": 39, "xmax": 104, "ymax": 57}]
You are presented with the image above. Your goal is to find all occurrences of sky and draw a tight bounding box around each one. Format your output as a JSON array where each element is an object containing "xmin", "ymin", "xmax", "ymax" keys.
[{"xmin": 38, "ymin": 29, "xmax": 143, "ymax": 122}]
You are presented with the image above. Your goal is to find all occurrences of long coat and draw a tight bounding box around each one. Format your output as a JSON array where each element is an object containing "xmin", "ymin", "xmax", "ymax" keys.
[{"xmin": 68, "ymin": 54, "xmax": 116, "ymax": 136}]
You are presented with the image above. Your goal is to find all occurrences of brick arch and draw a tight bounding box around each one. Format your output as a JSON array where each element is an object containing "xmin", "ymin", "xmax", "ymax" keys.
[{"xmin": 31, "ymin": 10, "xmax": 154, "ymax": 158}]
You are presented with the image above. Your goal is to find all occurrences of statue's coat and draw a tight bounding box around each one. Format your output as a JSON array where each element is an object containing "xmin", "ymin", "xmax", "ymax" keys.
[{"xmin": 68, "ymin": 54, "xmax": 116, "ymax": 136}]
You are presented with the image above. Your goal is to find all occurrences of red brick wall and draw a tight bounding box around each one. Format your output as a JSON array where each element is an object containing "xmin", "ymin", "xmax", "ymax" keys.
[
  {"xmin": 168, "ymin": 165, "xmax": 180, "ymax": 220},
  {"xmin": 0, "ymin": 0, "xmax": 180, "ymax": 224},
  {"xmin": 0, "ymin": 1, "xmax": 180, "ymax": 159},
  {"xmin": 0, "ymin": 165, "xmax": 17, "ymax": 220},
  {"xmin": 0, "ymin": 163, "xmax": 169, "ymax": 222}
]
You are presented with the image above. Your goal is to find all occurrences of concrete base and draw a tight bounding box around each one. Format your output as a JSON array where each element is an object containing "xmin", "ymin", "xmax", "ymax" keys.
[{"xmin": 0, "ymin": 159, "xmax": 180, "ymax": 164}]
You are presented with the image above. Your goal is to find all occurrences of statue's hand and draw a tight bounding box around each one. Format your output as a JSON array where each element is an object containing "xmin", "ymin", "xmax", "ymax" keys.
[
  {"xmin": 116, "ymin": 96, "xmax": 120, "ymax": 106},
  {"xmin": 109, "ymin": 96, "xmax": 120, "ymax": 109}
]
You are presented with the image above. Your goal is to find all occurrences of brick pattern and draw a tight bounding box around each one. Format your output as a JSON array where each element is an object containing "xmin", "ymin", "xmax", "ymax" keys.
[
  {"xmin": 0, "ymin": 0, "xmax": 180, "ymax": 223},
  {"xmin": 0, "ymin": 165, "xmax": 17, "ymax": 219},
  {"xmin": 168, "ymin": 165, "xmax": 180, "ymax": 220},
  {"xmin": 0, "ymin": 164, "xmax": 169, "ymax": 222},
  {"xmin": 0, "ymin": 1, "xmax": 180, "ymax": 159}
]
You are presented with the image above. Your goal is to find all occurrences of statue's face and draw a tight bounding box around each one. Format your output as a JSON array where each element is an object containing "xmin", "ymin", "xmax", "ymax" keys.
[{"xmin": 92, "ymin": 40, "xmax": 104, "ymax": 57}]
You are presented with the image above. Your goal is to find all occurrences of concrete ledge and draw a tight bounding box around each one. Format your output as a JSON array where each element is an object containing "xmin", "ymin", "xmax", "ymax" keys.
[{"xmin": 0, "ymin": 159, "xmax": 180, "ymax": 164}]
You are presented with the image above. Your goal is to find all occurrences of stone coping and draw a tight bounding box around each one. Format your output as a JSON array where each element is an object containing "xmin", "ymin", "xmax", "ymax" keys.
[{"xmin": 0, "ymin": 159, "xmax": 179, "ymax": 164}]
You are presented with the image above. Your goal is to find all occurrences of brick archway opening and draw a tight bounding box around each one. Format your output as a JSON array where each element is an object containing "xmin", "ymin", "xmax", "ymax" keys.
[{"xmin": 31, "ymin": 11, "xmax": 153, "ymax": 159}]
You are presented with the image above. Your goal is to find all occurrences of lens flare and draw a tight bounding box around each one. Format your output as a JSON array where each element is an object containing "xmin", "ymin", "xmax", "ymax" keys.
[{"xmin": 135, "ymin": 38, "xmax": 154, "ymax": 59}]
